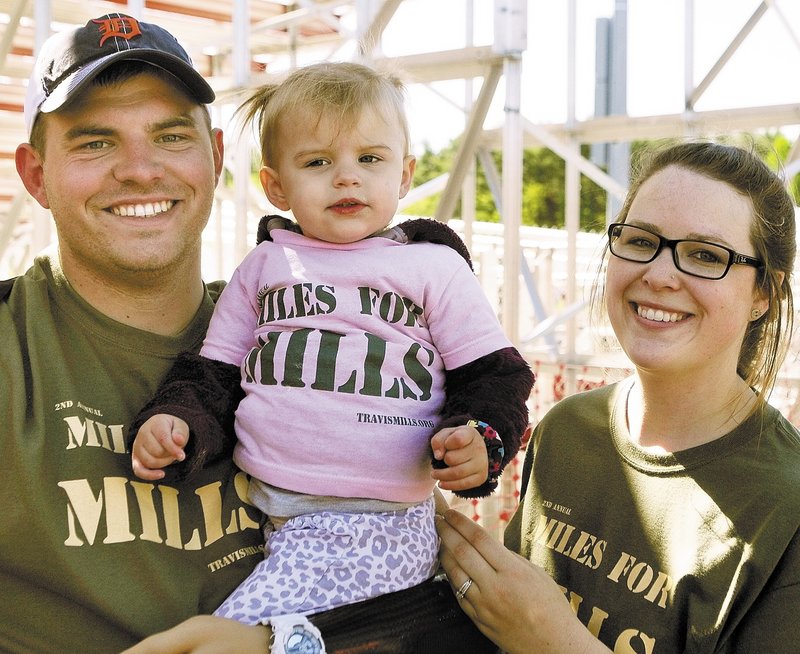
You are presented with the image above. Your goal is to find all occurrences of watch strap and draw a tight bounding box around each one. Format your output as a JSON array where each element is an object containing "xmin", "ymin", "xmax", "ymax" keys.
[
  {"xmin": 466, "ymin": 419, "xmax": 504, "ymax": 482},
  {"xmin": 264, "ymin": 613, "xmax": 327, "ymax": 654}
]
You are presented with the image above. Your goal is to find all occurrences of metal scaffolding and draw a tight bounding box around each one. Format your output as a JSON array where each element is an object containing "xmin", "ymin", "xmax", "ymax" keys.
[{"xmin": 1, "ymin": 0, "xmax": 799, "ymax": 369}]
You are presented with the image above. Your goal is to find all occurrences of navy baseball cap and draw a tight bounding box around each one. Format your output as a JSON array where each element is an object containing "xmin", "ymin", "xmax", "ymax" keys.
[{"xmin": 24, "ymin": 13, "xmax": 215, "ymax": 136}]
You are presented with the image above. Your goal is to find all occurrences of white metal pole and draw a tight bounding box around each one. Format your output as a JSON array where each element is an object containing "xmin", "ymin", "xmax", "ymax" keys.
[
  {"xmin": 495, "ymin": 0, "xmax": 527, "ymax": 346},
  {"xmin": 564, "ymin": 0, "xmax": 578, "ymax": 396},
  {"xmin": 501, "ymin": 56, "xmax": 522, "ymax": 345},
  {"xmin": 462, "ymin": 0, "xmax": 476, "ymax": 251},
  {"xmin": 126, "ymin": 0, "xmax": 145, "ymax": 18},
  {"xmin": 233, "ymin": 0, "xmax": 251, "ymax": 262},
  {"xmin": 31, "ymin": 0, "xmax": 52, "ymax": 256}
]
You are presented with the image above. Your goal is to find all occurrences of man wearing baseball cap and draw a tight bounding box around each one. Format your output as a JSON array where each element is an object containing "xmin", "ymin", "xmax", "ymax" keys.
[
  {"xmin": 5, "ymin": 14, "xmax": 500, "ymax": 654},
  {"xmin": 24, "ymin": 13, "xmax": 216, "ymax": 138},
  {"xmin": 3, "ymin": 14, "xmax": 268, "ymax": 653}
]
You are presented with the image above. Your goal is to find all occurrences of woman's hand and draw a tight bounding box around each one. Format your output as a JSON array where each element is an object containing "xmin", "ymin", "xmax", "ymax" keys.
[
  {"xmin": 120, "ymin": 616, "xmax": 269, "ymax": 654},
  {"xmin": 436, "ymin": 509, "xmax": 610, "ymax": 654}
]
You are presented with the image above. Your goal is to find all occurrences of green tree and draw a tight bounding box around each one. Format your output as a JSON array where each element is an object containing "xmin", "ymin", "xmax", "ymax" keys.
[
  {"xmin": 404, "ymin": 132, "xmax": 798, "ymax": 231},
  {"xmin": 403, "ymin": 141, "xmax": 607, "ymax": 232}
]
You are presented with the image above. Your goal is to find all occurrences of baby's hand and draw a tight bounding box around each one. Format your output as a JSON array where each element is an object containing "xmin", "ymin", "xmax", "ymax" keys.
[
  {"xmin": 131, "ymin": 414, "xmax": 189, "ymax": 481},
  {"xmin": 430, "ymin": 424, "xmax": 489, "ymax": 491}
]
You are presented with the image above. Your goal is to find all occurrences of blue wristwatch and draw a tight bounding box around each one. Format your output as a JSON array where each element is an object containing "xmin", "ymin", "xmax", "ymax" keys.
[{"xmin": 265, "ymin": 614, "xmax": 326, "ymax": 654}]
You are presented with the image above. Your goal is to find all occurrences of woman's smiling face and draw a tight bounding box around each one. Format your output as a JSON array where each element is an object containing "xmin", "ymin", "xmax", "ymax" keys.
[{"xmin": 605, "ymin": 164, "xmax": 768, "ymax": 378}]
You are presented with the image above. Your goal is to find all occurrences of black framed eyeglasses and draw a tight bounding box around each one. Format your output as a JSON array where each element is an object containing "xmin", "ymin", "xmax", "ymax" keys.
[{"xmin": 607, "ymin": 223, "xmax": 763, "ymax": 280}]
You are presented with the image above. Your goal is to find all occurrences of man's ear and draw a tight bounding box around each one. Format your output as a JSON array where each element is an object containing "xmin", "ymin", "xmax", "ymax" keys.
[
  {"xmin": 211, "ymin": 128, "xmax": 224, "ymax": 186},
  {"xmin": 15, "ymin": 143, "xmax": 50, "ymax": 209},
  {"xmin": 260, "ymin": 166, "xmax": 290, "ymax": 211}
]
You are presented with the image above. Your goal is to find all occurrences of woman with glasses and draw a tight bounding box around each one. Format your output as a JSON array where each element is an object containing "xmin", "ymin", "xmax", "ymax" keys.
[{"xmin": 436, "ymin": 140, "xmax": 800, "ymax": 653}]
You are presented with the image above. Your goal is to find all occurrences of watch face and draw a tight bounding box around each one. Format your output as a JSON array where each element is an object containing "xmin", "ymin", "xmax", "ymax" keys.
[{"xmin": 285, "ymin": 626, "xmax": 323, "ymax": 654}]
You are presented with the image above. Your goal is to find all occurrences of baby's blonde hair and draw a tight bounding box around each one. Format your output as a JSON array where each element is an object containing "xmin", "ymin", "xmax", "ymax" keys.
[{"xmin": 238, "ymin": 61, "xmax": 410, "ymax": 168}]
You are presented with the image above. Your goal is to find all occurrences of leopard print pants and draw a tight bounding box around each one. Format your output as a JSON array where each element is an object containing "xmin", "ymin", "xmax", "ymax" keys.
[{"xmin": 215, "ymin": 496, "xmax": 439, "ymax": 623}]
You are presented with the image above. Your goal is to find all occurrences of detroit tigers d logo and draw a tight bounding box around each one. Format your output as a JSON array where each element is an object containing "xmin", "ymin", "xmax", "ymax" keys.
[{"xmin": 92, "ymin": 16, "xmax": 142, "ymax": 46}]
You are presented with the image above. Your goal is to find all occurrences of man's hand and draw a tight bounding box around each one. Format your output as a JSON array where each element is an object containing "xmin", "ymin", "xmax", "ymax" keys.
[{"xmin": 121, "ymin": 615, "xmax": 270, "ymax": 654}]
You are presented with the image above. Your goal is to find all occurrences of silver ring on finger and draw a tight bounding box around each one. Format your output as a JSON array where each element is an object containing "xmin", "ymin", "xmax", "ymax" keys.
[{"xmin": 455, "ymin": 577, "xmax": 474, "ymax": 600}]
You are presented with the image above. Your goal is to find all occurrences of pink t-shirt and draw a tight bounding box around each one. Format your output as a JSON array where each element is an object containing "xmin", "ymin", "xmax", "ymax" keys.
[{"xmin": 202, "ymin": 229, "xmax": 511, "ymax": 503}]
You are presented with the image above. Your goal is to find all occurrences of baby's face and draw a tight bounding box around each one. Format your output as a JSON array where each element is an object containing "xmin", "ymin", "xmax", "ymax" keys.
[{"xmin": 260, "ymin": 105, "xmax": 415, "ymax": 244}]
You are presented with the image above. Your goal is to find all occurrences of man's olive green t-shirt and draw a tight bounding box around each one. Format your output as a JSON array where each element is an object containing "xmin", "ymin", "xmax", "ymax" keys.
[{"xmin": 0, "ymin": 254, "xmax": 264, "ymax": 653}]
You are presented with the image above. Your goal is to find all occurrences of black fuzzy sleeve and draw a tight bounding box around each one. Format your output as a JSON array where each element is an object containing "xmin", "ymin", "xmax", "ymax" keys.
[
  {"xmin": 127, "ymin": 352, "xmax": 244, "ymax": 480},
  {"xmin": 432, "ymin": 347, "xmax": 535, "ymax": 498}
]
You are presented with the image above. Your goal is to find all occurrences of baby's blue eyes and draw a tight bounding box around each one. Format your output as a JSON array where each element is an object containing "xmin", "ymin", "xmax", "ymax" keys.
[{"xmin": 303, "ymin": 155, "xmax": 383, "ymax": 168}]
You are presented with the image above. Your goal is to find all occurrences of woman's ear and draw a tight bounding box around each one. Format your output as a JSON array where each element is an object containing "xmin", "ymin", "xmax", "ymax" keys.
[
  {"xmin": 751, "ymin": 270, "xmax": 782, "ymax": 321},
  {"xmin": 260, "ymin": 166, "xmax": 290, "ymax": 211}
]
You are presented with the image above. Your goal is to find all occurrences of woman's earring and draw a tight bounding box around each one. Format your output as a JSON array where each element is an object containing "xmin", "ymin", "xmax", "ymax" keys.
[{"xmin": 751, "ymin": 308, "xmax": 762, "ymax": 320}]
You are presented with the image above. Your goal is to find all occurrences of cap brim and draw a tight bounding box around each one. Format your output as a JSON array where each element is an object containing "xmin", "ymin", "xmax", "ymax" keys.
[{"xmin": 38, "ymin": 48, "xmax": 215, "ymax": 115}]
